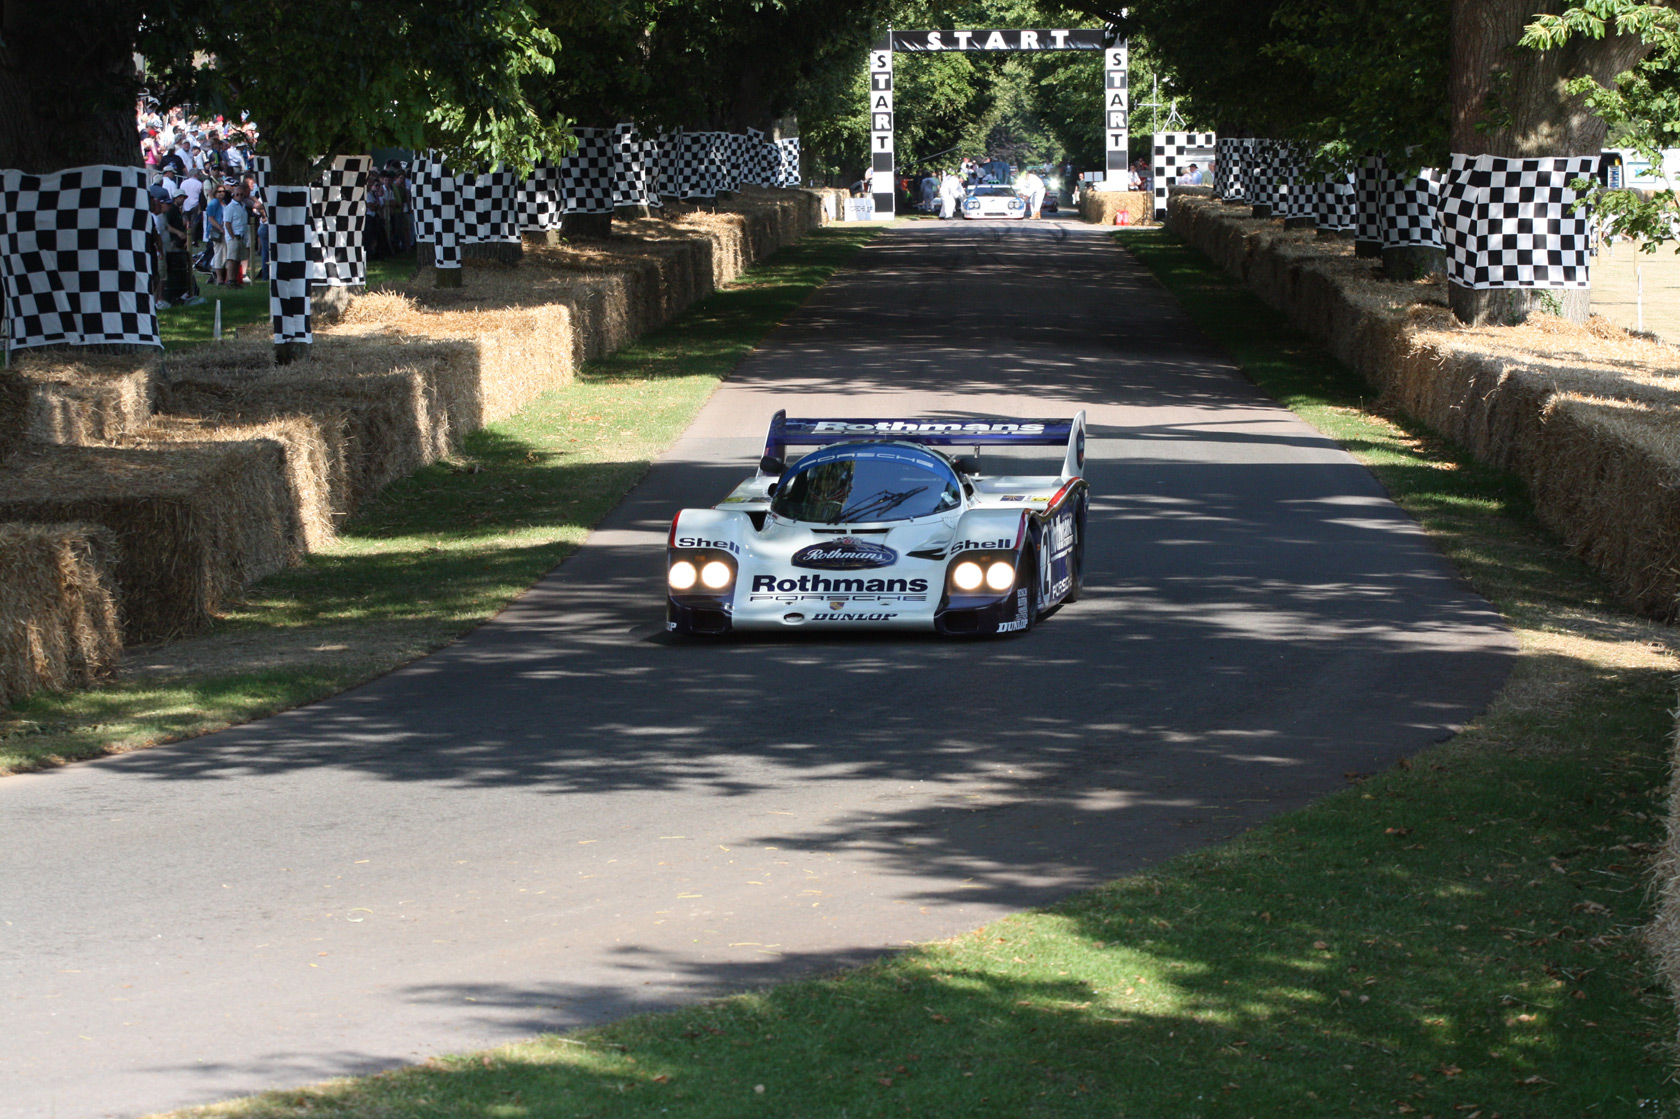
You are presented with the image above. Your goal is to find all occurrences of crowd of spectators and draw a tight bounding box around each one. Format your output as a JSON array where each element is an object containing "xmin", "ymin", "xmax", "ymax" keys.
[{"xmin": 136, "ymin": 101, "xmax": 415, "ymax": 307}]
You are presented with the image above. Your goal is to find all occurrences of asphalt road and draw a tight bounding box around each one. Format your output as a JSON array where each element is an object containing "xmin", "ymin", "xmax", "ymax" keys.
[{"xmin": 0, "ymin": 218, "xmax": 1516, "ymax": 1118}]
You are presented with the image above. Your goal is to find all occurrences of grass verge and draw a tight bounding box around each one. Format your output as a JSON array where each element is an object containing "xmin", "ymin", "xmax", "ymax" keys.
[
  {"xmin": 148, "ymin": 229, "xmax": 1676, "ymax": 1117},
  {"xmin": 158, "ymin": 251, "xmax": 418, "ymax": 350},
  {"xmin": 0, "ymin": 227, "xmax": 880, "ymax": 773}
]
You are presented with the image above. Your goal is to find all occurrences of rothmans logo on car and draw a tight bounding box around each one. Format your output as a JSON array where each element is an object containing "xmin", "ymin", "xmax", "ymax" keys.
[{"xmin": 792, "ymin": 538, "xmax": 899, "ymax": 570}]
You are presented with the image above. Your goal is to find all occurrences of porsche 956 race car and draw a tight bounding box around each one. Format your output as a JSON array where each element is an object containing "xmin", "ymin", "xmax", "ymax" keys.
[{"xmin": 666, "ymin": 411, "xmax": 1088, "ymax": 636}]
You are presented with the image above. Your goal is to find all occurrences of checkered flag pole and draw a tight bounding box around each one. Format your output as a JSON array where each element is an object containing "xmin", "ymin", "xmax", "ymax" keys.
[
  {"xmin": 0, "ymin": 165, "xmax": 160, "ymax": 352},
  {"xmin": 1151, "ymin": 131, "xmax": 1218, "ymax": 218},
  {"xmin": 249, "ymin": 155, "xmax": 272, "ymax": 205},
  {"xmin": 431, "ymin": 169, "xmax": 462, "ymax": 269},
  {"xmin": 1379, "ymin": 167, "xmax": 1443, "ymax": 249},
  {"xmin": 519, "ymin": 160, "xmax": 562, "ymax": 232},
  {"xmin": 268, "ymin": 185, "xmax": 312, "ymax": 344},
  {"xmin": 775, "ymin": 138, "xmax": 801, "ymax": 188},
  {"xmin": 1355, "ymin": 154, "xmax": 1385, "ymax": 247},
  {"xmin": 612, "ymin": 123, "xmax": 650, "ymax": 208},
  {"xmin": 1251, "ymin": 140, "xmax": 1289, "ymax": 212},
  {"xmin": 1279, "ymin": 143, "xmax": 1315, "ymax": 220},
  {"xmin": 1312, "ymin": 169, "xmax": 1357, "ymax": 231},
  {"xmin": 1216, "ymin": 138, "xmax": 1247, "ymax": 201},
  {"xmin": 310, "ymin": 155, "xmax": 371, "ymax": 286},
  {"xmin": 561, "ymin": 128, "xmax": 616, "ymax": 215},
  {"xmin": 458, "ymin": 167, "xmax": 520, "ymax": 243},
  {"xmin": 1441, "ymin": 153, "xmax": 1596, "ymax": 289}
]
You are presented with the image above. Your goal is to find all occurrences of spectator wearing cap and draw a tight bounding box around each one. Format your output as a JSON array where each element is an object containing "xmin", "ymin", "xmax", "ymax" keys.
[{"xmin": 1182, "ymin": 163, "xmax": 1205, "ymax": 186}]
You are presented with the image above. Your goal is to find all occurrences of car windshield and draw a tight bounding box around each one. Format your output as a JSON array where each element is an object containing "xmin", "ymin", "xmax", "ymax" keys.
[
  {"xmin": 772, "ymin": 445, "xmax": 963, "ymax": 525},
  {"xmin": 970, "ymin": 186, "xmax": 1016, "ymax": 197}
]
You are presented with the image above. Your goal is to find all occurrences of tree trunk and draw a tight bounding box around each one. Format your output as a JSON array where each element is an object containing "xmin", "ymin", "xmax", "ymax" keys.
[
  {"xmin": 0, "ymin": 5, "xmax": 140, "ymax": 172},
  {"xmin": 1383, "ymin": 245, "xmax": 1446, "ymax": 281},
  {"xmin": 562, "ymin": 213, "xmax": 613, "ymax": 239},
  {"xmin": 1449, "ymin": 0, "xmax": 1651, "ymax": 157},
  {"xmin": 1446, "ymin": 0, "xmax": 1653, "ymax": 323}
]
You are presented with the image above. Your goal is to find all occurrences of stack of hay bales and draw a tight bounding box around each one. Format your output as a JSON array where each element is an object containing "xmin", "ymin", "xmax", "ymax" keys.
[
  {"xmin": 1165, "ymin": 192, "xmax": 1680, "ymax": 621},
  {"xmin": 0, "ymin": 418, "xmax": 323, "ymax": 642},
  {"xmin": 161, "ymin": 335, "xmax": 478, "ymax": 511},
  {"xmin": 8, "ymin": 351, "xmax": 159, "ymax": 446},
  {"xmin": 0, "ymin": 523, "xmax": 120, "ymax": 707}
]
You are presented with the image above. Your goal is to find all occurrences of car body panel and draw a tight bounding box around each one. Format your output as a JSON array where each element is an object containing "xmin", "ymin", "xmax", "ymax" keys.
[
  {"xmin": 666, "ymin": 412, "xmax": 1088, "ymax": 636},
  {"xmin": 962, "ymin": 186, "xmax": 1027, "ymax": 220}
]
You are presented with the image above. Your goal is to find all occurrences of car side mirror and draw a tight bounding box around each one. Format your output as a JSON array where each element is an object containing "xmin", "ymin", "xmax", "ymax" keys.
[
  {"xmin": 759, "ymin": 455, "xmax": 785, "ymax": 476},
  {"xmin": 766, "ymin": 482, "xmax": 778, "ymax": 496}
]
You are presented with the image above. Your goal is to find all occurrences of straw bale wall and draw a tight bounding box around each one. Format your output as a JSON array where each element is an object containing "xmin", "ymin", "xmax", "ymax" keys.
[
  {"xmin": 1165, "ymin": 193, "xmax": 1680, "ymax": 620},
  {"xmin": 0, "ymin": 371, "xmax": 25, "ymax": 464},
  {"xmin": 1080, "ymin": 190, "xmax": 1153, "ymax": 227},
  {"xmin": 7, "ymin": 351, "xmax": 159, "ymax": 446},
  {"xmin": 162, "ymin": 337, "xmax": 480, "ymax": 511},
  {"xmin": 0, "ymin": 428, "xmax": 315, "ymax": 642},
  {"xmin": 0, "ymin": 523, "xmax": 120, "ymax": 708}
]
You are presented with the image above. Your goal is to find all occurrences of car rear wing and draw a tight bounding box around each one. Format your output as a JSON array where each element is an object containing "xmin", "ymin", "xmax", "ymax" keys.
[{"xmin": 762, "ymin": 410, "xmax": 1087, "ymax": 480}]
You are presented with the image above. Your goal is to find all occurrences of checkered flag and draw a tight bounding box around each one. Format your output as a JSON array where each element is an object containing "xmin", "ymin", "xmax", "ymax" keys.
[
  {"xmin": 668, "ymin": 131, "xmax": 712, "ymax": 200},
  {"xmin": 775, "ymin": 138, "xmax": 801, "ymax": 188},
  {"xmin": 1151, "ymin": 131, "xmax": 1218, "ymax": 218},
  {"xmin": 1216, "ymin": 138, "xmax": 1247, "ymax": 201},
  {"xmin": 249, "ymin": 155, "xmax": 272, "ymax": 204},
  {"xmin": 0, "ymin": 165, "xmax": 159, "ymax": 352},
  {"xmin": 612, "ymin": 123, "xmax": 650, "ymax": 208},
  {"xmin": 519, "ymin": 160, "xmax": 562, "ymax": 232},
  {"xmin": 1441, "ymin": 153, "xmax": 1596, "ymax": 289},
  {"xmin": 308, "ymin": 155, "xmax": 371, "ymax": 286},
  {"xmin": 411, "ymin": 152, "xmax": 436, "ymax": 245},
  {"xmin": 1355, "ymin": 154, "xmax": 1385, "ymax": 245},
  {"xmin": 268, "ymin": 185, "xmax": 312, "ymax": 344},
  {"xmin": 431, "ymin": 171, "xmax": 462, "ymax": 270},
  {"xmin": 459, "ymin": 167, "xmax": 520, "ymax": 243},
  {"xmin": 1249, "ymin": 140, "xmax": 1287, "ymax": 212},
  {"xmin": 1380, "ymin": 167, "xmax": 1442, "ymax": 249},
  {"xmin": 1279, "ymin": 144, "xmax": 1315, "ymax": 220},
  {"xmin": 561, "ymin": 128, "xmax": 615, "ymax": 215},
  {"xmin": 1313, "ymin": 170, "xmax": 1357, "ymax": 231}
]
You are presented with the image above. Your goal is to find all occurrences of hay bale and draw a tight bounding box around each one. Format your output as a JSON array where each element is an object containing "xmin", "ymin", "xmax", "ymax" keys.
[
  {"xmin": 1165, "ymin": 191, "xmax": 1680, "ymax": 620},
  {"xmin": 6, "ymin": 350, "xmax": 160, "ymax": 446},
  {"xmin": 0, "ymin": 370, "xmax": 26, "ymax": 464},
  {"xmin": 161, "ymin": 336, "xmax": 479, "ymax": 512},
  {"xmin": 328, "ymin": 290, "xmax": 568, "ymax": 426},
  {"xmin": 0, "ymin": 522, "xmax": 120, "ymax": 708},
  {"xmin": 1080, "ymin": 190, "xmax": 1152, "ymax": 226},
  {"xmin": 0, "ymin": 435, "xmax": 304, "ymax": 642}
]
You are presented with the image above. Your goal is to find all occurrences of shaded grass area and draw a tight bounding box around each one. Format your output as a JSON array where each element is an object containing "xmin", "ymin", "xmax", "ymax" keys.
[
  {"xmin": 158, "ymin": 251, "xmax": 417, "ymax": 350},
  {"xmin": 0, "ymin": 227, "xmax": 880, "ymax": 773},
  {"xmin": 155, "ymin": 229, "xmax": 1675, "ymax": 1117}
]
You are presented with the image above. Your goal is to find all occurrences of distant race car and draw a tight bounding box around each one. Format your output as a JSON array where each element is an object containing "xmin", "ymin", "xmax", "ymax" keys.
[
  {"xmin": 666, "ymin": 411, "xmax": 1089, "ymax": 636},
  {"xmin": 962, "ymin": 185, "xmax": 1028, "ymax": 220}
]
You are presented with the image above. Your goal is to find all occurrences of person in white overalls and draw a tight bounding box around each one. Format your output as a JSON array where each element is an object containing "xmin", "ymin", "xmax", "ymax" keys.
[
  {"xmin": 939, "ymin": 171, "xmax": 965, "ymax": 219},
  {"xmin": 1021, "ymin": 169, "xmax": 1047, "ymax": 219}
]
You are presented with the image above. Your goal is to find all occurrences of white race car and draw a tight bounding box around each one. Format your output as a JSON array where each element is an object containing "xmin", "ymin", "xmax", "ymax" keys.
[
  {"xmin": 666, "ymin": 411, "xmax": 1088, "ymax": 636},
  {"xmin": 962, "ymin": 185, "xmax": 1028, "ymax": 219}
]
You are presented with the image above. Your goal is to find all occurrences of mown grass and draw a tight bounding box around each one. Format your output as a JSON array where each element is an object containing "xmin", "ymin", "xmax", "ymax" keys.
[
  {"xmin": 151, "ymin": 228, "xmax": 1676, "ymax": 1118},
  {"xmin": 158, "ymin": 251, "xmax": 417, "ymax": 350},
  {"xmin": 0, "ymin": 227, "xmax": 880, "ymax": 773}
]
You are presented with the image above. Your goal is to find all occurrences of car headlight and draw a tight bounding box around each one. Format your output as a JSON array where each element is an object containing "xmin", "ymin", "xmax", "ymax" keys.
[
  {"xmin": 668, "ymin": 560, "xmax": 698, "ymax": 590},
  {"xmin": 985, "ymin": 561, "xmax": 1015, "ymax": 591},
  {"xmin": 700, "ymin": 560, "xmax": 732, "ymax": 589},
  {"xmin": 952, "ymin": 561, "xmax": 984, "ymax": 591}
]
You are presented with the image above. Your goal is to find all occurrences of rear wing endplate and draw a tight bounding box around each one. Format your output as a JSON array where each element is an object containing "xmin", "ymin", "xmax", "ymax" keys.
[{"xmin": 762, "ymin": 410, "xmax": 1087, "ymax": 480}]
